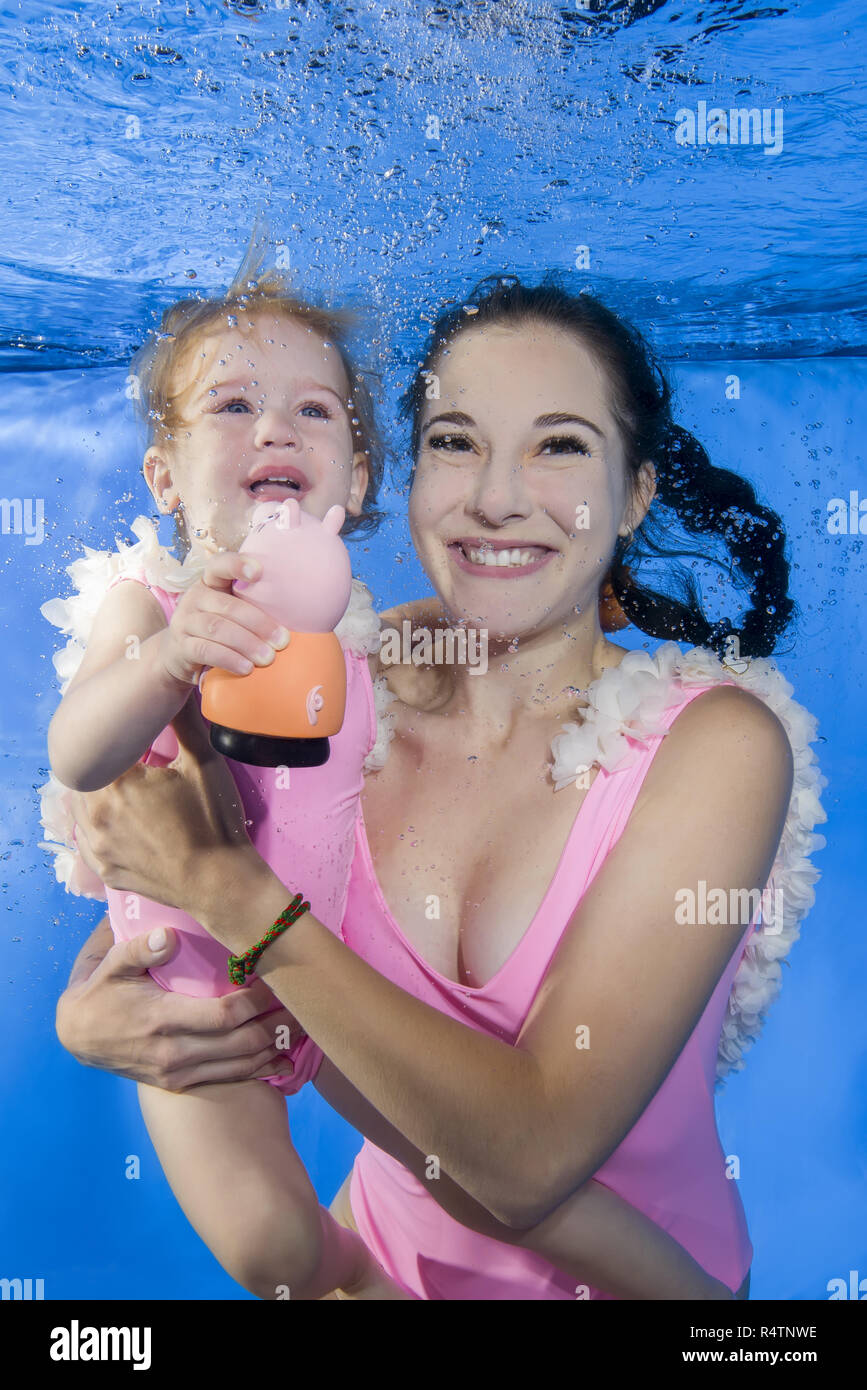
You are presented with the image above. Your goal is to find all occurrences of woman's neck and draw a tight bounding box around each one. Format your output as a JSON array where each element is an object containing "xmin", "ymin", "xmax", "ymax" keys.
[{"xmin": 427, "ymin": 619, "xmax": 626, "ymax": 745}]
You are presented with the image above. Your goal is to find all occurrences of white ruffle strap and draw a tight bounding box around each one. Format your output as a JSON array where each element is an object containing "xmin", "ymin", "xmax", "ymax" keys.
[
  {"xmin": 363, "ymin": 672, "xmax": 398, "ymax": 773},
  {"xmin": 550, "ymin": 641, "xmax": 827, "ymax": 1086},
  {"xmin": 38, "ymin": 517, "xmax": 387, "ymax": 900}
]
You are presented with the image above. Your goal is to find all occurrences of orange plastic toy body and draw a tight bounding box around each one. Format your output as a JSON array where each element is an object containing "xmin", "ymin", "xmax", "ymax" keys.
[{"xmin": 201, "ymin": 630, "xmax": 346, "ymax": 741}]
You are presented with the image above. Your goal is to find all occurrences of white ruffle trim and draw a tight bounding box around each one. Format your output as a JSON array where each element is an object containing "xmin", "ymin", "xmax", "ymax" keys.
[
  {"xmin": 364, "ymin": 672, "xmax": 398, "ymax": 773},
  {"xmin": 38, "ymin": 517, "xmax": 384, "ymax": 901},
  {"xmin": 550, "ymin": 641, "xmax": 828, "ymax": 1086}
]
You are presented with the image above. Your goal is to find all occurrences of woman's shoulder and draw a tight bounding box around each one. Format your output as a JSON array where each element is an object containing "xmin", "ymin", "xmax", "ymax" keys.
[{"xmin": 643, "ymin": 681, "xmax": 794, "ymax": 810}]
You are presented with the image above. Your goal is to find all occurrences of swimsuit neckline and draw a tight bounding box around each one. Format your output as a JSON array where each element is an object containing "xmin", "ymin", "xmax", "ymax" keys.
[
  {"xmin": 355, "ymin": 758, "xmax": 610, "ymax": 996},
  {"xmin": 355, "ymin": 647, "xmax": 684, "ymax": 996}
]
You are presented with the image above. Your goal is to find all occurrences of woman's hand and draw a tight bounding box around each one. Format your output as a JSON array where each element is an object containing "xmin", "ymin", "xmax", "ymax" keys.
[
  {"xmin": 56, "ymin": 917, "xmax": 303, "ymax": 1091},
  {"xmin": 159, "ymin": 553, "xmax": 290, "ymax": 686},
  {"xmin": 68, "ymin": 696, "xmax": 257, "ymax": 919}
]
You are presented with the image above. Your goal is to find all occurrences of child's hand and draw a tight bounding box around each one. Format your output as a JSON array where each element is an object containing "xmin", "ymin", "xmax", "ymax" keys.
[{"xmin": 158, "ymin": 553, "xmax": 290, "ymax": 687}]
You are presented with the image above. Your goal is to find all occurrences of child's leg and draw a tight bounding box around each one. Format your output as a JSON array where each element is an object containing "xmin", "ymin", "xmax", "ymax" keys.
[{"xmin": 136, "ymin": 1078, "xmax": 371, "ymax": 1301}]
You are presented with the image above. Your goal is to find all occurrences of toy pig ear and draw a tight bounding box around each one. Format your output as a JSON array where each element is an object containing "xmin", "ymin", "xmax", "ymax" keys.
[
  {"xmin": 323, "ymin": 504, "xmax": 345, "ymax": 534},
  {"xmin": 251, "ymin": 500, "xmax": 290, "ymax": 529}
]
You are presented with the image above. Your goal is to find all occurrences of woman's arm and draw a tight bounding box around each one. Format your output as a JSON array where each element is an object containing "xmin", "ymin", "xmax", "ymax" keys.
[
  {"xmin": 70, "ymin": 685, "xmax": 792, "ymax": 1229},
  {"xmin": 55, "ymin": 921, "xmax": 729, "ymax": 1298},
  {"xmin": 56, "ymin": 917, "xmax": 304, "ymax": 1089},
  {"xmin": 314, "ymin": 1059, "xmax": 732, "ymax": 1299}
]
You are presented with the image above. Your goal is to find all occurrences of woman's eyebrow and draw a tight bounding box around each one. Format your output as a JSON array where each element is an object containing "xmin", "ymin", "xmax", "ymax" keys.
[
  {"xmin": 534, "ymin": 411, "xmax": 605, "ymax": 438},
  {"xmin": 423, "ymin": 411, "xmax": 475, "ymax": 431},
  {"xmin": 422, "ymin": 409, "xmax": 605, "ymax": 438}
]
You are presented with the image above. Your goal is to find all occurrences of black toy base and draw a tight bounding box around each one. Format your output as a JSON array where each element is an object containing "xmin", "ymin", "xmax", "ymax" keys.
[{"xmin": 209, "ymin": 724, "xmax": 331, "ymax": 768}]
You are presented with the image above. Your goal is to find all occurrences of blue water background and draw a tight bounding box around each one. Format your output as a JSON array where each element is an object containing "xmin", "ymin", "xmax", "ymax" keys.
[{"xmin": 0, "ymin": 0, "xmax": 865, "ymax": 1299}]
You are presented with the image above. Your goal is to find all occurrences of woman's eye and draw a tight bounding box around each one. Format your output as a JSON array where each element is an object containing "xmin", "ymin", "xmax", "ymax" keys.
[
  {"xmin": 428, "ymin": 432, "xmax": 474, "ymax": 452},
  {"xmin": 539, "ymin": 434, "xmax": 592, "ymax": 456}
]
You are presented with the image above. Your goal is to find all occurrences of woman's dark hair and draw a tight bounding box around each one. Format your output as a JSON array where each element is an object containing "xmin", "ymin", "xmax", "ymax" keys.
[{"xmin": 400, "ymin": 274, "xmax": 795, "ymax": 660}]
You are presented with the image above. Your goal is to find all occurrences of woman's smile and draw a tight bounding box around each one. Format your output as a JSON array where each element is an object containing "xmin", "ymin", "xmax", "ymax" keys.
[{"xmin": 448, "ymin": 537, "xmax": 557, "ymax": 577}]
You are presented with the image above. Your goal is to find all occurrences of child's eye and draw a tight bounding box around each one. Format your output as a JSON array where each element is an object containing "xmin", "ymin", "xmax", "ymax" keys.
[
  {"xmin": 300, "ymin": 403, "xmax": 332, "ymax": 419},
  {"xmin": 428, "ymin": 432, "xmax": 474, "ymax": 452},
  {"xmin": 218, "ymin": 399, "xmax": 253, "ymax": 415},
  {"xmin": 538, "ymin": 434, "xmax": 592, "ymax": 456}
]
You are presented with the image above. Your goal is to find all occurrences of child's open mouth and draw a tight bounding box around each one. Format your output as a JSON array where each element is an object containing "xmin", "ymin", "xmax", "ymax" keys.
[{"xmin": 245, "ymin": 465, "xmax": 310, "ymax": 500}]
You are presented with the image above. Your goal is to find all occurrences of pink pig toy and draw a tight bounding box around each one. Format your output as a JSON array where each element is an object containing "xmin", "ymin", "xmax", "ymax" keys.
[{"xmin": 200, "ymin": 499, "xmax": 353, "ymax": 767}]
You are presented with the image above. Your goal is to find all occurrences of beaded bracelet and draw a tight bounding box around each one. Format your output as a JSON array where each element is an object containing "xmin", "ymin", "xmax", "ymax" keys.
[{"xmin": 227, "ymin": 892, "xmax": 311, "ymax": 985}]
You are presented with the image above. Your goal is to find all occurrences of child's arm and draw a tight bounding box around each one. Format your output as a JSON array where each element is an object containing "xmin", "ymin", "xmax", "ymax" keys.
[
  {"xmin": 47, "ymin": 553, "xmax": 288, "ymax": 791},
  {"xmin": 48, "ymin": 580, "xmax": 185, "ymax": 790}
]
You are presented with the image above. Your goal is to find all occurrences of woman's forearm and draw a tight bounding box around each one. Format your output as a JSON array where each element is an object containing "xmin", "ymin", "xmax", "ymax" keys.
[
  {"xmin": 199, "ymin": 851, "xmax": 553, "ymax": 1226},
  {"xmin": 48, "ymin": 632, "xmax": 189, "ymax": 791},
  {"xmin": 313, "ymin": 1058, "xmax": 731, "ymax": 1299},
  {"xmin": 515, "ymin": 1182, "xmax": 733, "ymax": 1300}
]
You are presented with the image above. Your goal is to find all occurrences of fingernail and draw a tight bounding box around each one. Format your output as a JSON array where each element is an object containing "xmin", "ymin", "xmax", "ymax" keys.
[
  {"xmin": 148, "ymin": 928, "xmax": 167, "ymax": 951},
  {"xmin": 272, "ymin": 627, "xmax": 291, "ymax": 649},
  {"xmin": 256, "ymin": 646, "xmax": 275, "ymax": 664},
  {"xmin": 243, "ymin": 562, "xmax": 259, "ymax": 579}
]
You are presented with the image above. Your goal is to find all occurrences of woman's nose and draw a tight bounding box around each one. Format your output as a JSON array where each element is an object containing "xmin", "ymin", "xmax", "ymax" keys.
[{"xmin": 468, "ymin": 452, "xmax": 533, "ymax": 526}]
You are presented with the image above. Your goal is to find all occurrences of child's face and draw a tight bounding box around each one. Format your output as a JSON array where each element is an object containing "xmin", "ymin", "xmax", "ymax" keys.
[{"xmin": 144, "ymin": 312, "xmax": 369, "ymax": 553}]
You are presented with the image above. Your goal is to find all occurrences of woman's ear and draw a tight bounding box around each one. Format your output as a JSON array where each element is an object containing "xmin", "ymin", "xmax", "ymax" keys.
[
  {"xmin": 345, "ymin": 449, "xmax": 371, "ymax": 518},
  {"xmin": 628, "ymin": 460, "xmax": 657, "ymax": 531},
  {"xmin": 143, "ymin": 447, "xmax": 180, "ymax": 515}
]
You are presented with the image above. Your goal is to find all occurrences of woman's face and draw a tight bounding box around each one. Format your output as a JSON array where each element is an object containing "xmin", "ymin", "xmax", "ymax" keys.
[{"xmin": 409, "ymin": 320, "xmax": 653, "ymax": 642}]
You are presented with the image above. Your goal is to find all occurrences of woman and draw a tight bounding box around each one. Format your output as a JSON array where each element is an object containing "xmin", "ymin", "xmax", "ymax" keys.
[{"xmin": 59, "ymin": 277, "xmax": 826, "ymax": 1298}]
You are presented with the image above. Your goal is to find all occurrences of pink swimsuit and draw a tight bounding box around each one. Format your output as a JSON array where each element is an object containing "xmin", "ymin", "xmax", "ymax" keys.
[
  {"xmin": 104, "ymin": 575, "xmax": 377, "ymax": 1094},
  {"xmin": 96, "ymin": 590, "xmax": 754, "ymax": 1294},
  {"xmin": 339, "ymin": 681, "xmax": 755, "ymax": 1300}
]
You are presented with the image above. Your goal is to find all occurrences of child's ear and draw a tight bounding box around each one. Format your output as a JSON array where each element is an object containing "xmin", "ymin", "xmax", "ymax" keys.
[
  {"xmin": 345, "ymin": 449, "xmax": 370, "ymax": 517},
  {"xmin": 143, "ymin": 447, "xmax": 180, "ymax": 515}
]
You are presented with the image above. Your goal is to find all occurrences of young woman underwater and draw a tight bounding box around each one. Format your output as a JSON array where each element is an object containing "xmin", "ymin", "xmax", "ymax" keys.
[{"xmin": 53, "ymin": 274, "xmax": 827, "ymax": 1300}]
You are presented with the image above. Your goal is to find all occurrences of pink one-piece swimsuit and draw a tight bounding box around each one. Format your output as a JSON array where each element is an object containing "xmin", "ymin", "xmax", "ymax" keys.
[
  {"xmin": 103, "ymin": 574, "xmax": 376, "ymax": 1094},
  {"xmin": 104, "ymin": 582, "xmax": 753, "ymax": 1296},
  {"xmin": 338, "ymin": 680, "xmax": 755, "ymax": 1300}
]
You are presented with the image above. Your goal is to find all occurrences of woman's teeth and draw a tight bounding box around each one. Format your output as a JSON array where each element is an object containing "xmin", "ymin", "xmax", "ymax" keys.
[{"xmin": 464, "ymin": 545, "xmax": 543, "ymax": 567}]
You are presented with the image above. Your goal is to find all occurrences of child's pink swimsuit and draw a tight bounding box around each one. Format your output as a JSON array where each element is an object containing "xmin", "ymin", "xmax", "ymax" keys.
[{"xmin": 101, "ymin": 574, "xmax": 380, "ymax": 1094}]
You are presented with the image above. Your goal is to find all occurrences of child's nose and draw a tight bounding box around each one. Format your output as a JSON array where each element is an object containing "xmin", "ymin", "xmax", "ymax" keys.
[{"xmin": 255, "ymin": 409, "xmax": 298, "ymax": 449}]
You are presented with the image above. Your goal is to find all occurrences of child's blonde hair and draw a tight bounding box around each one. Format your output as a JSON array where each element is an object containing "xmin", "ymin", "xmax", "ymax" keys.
[{"xmin": 129, "ymin": 266, "xmax": 386, "ymax": 548}]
